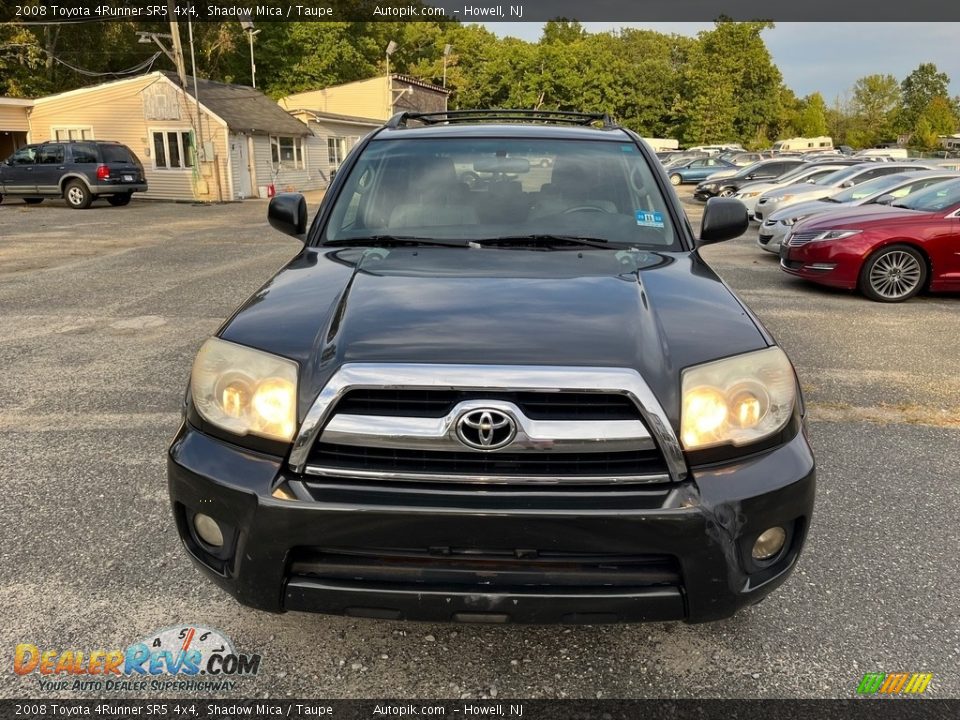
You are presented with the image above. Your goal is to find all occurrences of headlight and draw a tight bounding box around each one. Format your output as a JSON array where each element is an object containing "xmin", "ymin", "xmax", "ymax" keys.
[
  {"xmin": 681, "ymin": 347, "xmax": 796, "ymax": 451},
  {"xmin": 781, "ymin": 214, "xmax": 810, "ymax": 227},
  {"xmin": 769, "ymin": 194, "xmax": 794, "ymax": 203},
  {"xmin": 739, "ymin": 191, "xmax": 761, "ymax": 198},
  {"xmin": 700, "ymin": 183, "xmax": 717, "ymax": 191},
  {"xmin": 812, "ymin": 229, "xmax": 861, "ymax": 241},
  {"xmin": 191, "ymin": 337, "xmax": 299, "ymax": 442}
]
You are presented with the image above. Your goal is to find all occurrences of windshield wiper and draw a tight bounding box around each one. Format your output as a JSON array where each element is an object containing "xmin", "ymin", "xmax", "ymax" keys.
[
  {"xmin": 472, "ymin": 234, "xmax": 615, "ymax": 250},
  {"xmin": 324, "ymin": 235, "xmax": 469, "ymax": 248}
]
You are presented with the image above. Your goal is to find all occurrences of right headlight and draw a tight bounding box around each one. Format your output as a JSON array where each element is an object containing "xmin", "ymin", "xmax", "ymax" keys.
[
  {"xmin": 681, "ymin": 347, "xmax": 796, "ymax": 451},
  {"xmin": 191, "ymin": 337, "xmax": 299, "ymax": 442}
]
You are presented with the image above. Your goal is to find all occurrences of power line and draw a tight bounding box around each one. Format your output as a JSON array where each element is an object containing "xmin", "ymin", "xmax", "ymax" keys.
[{"xmin": 0, "ymin": 43, "xmax": 162, "ymax": 76}]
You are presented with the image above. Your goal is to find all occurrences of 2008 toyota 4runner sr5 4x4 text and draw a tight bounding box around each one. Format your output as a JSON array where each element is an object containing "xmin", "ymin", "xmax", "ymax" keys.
[{"xmin": 168, "ymin": 110, "xmax": 815, "ymax": 624}]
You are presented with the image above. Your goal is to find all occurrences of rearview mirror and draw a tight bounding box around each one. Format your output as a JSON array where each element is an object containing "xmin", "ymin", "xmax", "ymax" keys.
[
  {"xmin": 268, "ymin": 192, "xmax": 308, "ymax": 239},
  {"xmin": 873, "ymin": 193, "xmax": 896, "ymax": 205},
  {"xmin": 698, "ymin": 197, "xmax": 748, "ymax": 246},
  {"xmin": 474, "ymin": 157, "xmax": 530, "ymax": 174}
]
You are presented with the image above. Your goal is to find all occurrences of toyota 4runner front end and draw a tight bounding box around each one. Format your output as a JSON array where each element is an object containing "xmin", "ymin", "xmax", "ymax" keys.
[{"xmin": 168, "ymin": 110, "xmax": 815, "ymax": 624}]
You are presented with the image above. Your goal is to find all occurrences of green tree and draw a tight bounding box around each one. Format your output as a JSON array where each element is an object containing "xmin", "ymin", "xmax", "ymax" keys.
[
  {"xmin": 677, "ymin": 21, "xmax": 782, "ymax": 145},
  {"xmin": 797, "ymin": 92, "xmax": 828, "ymax": 136},
  {"xmin": 910, "ymin": 96, "xmax": 959, "ymax": 150},
  {"xmin": 848, "ymin": 74, "xmax": 900, "ymax": 147},
  {"xmin": 898, "ymin": 63, "xmax": 951, "ymax": 133}
]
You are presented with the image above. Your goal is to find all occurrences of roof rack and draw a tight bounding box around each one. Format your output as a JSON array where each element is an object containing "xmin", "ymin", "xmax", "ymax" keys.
[{"xmin": 386, "ymin": 109, "xmax": 618, "ymax": 129}]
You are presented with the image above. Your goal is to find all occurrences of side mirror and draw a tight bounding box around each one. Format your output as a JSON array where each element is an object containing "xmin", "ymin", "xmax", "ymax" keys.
[
  {"xmin": 699, "ymin": 197, "xmax": 748, "ymax": 246},
  {"xmin": 841, "ymin": 180, "xmax": 855, "ymax": 188},
  {"xmin": 268, "ymin": 192, "xmax": 308, "ymax": 239},
  {"xmin": 873, "ymin": 193, "xmax": 895, "ymax": 205}
]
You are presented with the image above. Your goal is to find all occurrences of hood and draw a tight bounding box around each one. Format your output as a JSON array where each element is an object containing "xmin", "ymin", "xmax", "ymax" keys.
[
  {"xmin": 219, "ymin": 246, "xmax": 768, "ymax": 428},
  {"xmin": 763, "ymin": 181, "xmax": 835, "ymax": 202},
  {"xmin": 794, "ymin": 205, "xmax": 924, "ymax": 232},
  {"xmin": 736, "ymin": 180, "xmax": 777, "ymax": 194},
  {"xmin": 768, "ymin": 198, "xmax": 851, "ymax": 221}
]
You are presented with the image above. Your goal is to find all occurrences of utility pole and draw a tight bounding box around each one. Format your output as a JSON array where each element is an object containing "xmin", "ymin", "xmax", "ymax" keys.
[
  {"xmin": 166, "ymin": 0, "xmax": 188, "ymax": 88},
  {"xmin": 186, "ymin": 15, "xmax": 204, "ymax": 161}
]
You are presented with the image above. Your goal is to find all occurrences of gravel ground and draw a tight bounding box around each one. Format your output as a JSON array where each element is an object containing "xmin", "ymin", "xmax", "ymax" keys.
[{"xmin": 1, "ymin": 188, "xmax": 958, "ymax": 700}]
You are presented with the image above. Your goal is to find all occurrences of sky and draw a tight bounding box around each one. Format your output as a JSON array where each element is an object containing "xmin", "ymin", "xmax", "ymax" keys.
[{"xmin": 483, "ymin": 22, "xmax": 960, "ymax": 102}]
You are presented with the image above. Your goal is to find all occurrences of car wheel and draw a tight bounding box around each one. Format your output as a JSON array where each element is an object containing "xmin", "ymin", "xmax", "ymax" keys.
[
  {"xmin": 107, "ymin": 193, "xmax": 132, "ymax": 207},
  {"xmin": 64, "ymin": 180, "xmax": 92, "ymax": 209},
  {"xmin": 23, "ymin": 198, "xmax": 44, "ymax": 205},
  {"xmin": 669, "ymin": 174, "xmax": 682, "ymax": 186},
  {"xmin": 718, "ymin": 187, "xmax": 735, "ymax": 197},
  {"xmin": 859, "ymin": 244, "xmax": 927, "ymax": 303}
]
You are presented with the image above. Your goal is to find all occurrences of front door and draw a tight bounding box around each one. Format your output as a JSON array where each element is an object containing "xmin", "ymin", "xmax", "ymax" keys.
[
  {"xmin": 0, "ymin": 145, "xmax": 39, "ymax": 193},
  {"xmin": 233, "ymin": 135, "xmax": 253, "ymax": 198}
]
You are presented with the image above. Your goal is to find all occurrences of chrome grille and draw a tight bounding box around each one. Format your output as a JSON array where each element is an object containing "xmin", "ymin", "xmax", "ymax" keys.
[
  {"xmin": 290, "ymin": 364, "xmax": 688, "ymax": 484},
  {"xmin": 787, "ymin": 231, "xmax": 820, "ymax": 247},
  {"xmin": 334, "ymin": 389, "xmax": 639, "ymax": 420}
]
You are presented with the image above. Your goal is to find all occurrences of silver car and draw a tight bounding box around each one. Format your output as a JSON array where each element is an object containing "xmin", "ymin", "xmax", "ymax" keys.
[
  {"xmin": 734, "ymin": 163, "xmax": 853, "ymax": 217},
  {"xmin": 757, "ymin": 170, "xmax": 957, "ymax": 253},
  {"xmin": 754, "ymin": 162, "xmax": 932, "ymax": 221}
]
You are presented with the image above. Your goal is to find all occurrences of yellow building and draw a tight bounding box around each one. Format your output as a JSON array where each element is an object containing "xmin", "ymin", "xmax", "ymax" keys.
[
  {"xmin": 278, "ymin": 74, "xmax": 450, "ymax": 122},
  {"xmin": 0, "ymin": 97, "xmax": 32, "ymax": 157}
]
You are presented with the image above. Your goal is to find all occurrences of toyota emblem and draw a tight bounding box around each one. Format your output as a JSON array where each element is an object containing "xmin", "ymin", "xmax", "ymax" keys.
[{"xmin": 455, "ymin": 408, "xmax": 516, "ymax": 450}]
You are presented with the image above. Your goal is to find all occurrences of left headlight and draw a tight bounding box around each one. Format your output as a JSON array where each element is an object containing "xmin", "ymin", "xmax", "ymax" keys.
[
  {"xmin": 681, "ymin": 347, "xmax": 796, "ymax": 451},
  {"xmin": 812, "ymin": 229, "xmax": 861, "ymax": 241},
  {"xmin": 781, "ymin": 214, "xmax": 810, "ymax": 227},
  {"xmin": 739, "ymin": 191, "xmax": 762, "ymax": 198},
  {"xmin": 191, "ymin": 337, "xmax": 299, "ymax": 442}
]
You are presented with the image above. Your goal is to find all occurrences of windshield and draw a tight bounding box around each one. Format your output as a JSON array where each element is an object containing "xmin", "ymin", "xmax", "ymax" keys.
[
  {"xmin": 892, "ymin": 178, "xmax": 960, "ymax": 211},
  {"xmin": 830, "ymin": 174, "xmax": 907, "ymax": 203},
  {"xmin": 324, "ymin": 138, "xmax": 679, "ymax": 248}
]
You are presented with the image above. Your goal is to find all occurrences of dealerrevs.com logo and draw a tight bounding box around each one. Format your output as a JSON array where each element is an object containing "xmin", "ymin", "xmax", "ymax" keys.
[{"xmin": 14, "ymin": 626, "xmax": 261, "ymax": 693}]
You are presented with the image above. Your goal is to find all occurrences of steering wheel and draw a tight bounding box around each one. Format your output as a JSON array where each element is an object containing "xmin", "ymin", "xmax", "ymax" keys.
[{"xmin": 562, "ymin": 204, "xmax": 611, "ymax": 215}]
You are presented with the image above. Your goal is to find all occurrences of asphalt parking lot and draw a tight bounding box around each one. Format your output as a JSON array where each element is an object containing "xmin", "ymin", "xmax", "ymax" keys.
[{"xmin": 1, "ymin": 188, "xmax": 958, "ymax": 700}]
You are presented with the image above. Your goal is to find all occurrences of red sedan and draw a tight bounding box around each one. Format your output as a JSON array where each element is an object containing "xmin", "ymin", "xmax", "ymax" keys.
[{"xmin": 779, "ymin": 178, "xmax": 960, "ymax": 302}]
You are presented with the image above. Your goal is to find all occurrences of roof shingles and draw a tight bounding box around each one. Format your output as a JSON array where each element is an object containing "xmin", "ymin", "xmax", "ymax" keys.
[{"xmin": 162, "ymin": 71, "xmax": 309, "ymax": 136}]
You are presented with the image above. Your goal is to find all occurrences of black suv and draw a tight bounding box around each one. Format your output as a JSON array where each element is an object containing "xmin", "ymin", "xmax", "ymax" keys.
[
  {"xmin": 0, "ymin": 140, "xmax": 147, "ymax": 209},
  {"xmin": 168, "ymin": 110, "xmax": 815, "ymax": 624},
  {"xmin": 693, "ymin": 157, "xmax": 809, "ymax": 200}
]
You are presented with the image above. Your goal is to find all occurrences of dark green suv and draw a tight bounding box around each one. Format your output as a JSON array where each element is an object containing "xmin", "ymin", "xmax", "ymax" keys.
[{"xmin": 0, "ymin": 140, "xmax": 147, "ymax": 209}]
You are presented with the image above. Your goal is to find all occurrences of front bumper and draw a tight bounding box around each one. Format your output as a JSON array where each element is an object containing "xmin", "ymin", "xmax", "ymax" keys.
[
  {"xmin": 758, "ymin": 224, "xmax": 788, "ymax": 253},
  {"xmin": 168, "ymin": 424, "xmax": 815, "ymax": 624}
]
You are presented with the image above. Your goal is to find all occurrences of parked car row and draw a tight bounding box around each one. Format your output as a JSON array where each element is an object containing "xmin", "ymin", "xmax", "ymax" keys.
[
  {"xmin": 779, "ymin": 177, "xmax": 960, "ymax": 302},
  {"xmin": 681, "ymin": 156, "xmax": 960, "ymax": 303}
]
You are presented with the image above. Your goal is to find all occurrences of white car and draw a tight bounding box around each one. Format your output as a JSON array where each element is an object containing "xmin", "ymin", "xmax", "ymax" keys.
[
  {"xmin": 734, "ymin": 163, "xmax": 853, "ymax": 217},
  {"xmin": 754, "ymin": 162, "xmax": 932, "ymax": 221},
  {"xmin": 757, "ymin": 170, "xmax": 957, "ymax": 253}
]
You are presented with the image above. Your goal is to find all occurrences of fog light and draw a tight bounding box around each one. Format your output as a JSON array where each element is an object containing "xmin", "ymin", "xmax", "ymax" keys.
[
  {"xmin": 752, "ymin": 527, "xmax": 786, "ymax": 561},
  {"xmin": 193, "ymin": 513, "xmax": 224, "ymax": 548}
]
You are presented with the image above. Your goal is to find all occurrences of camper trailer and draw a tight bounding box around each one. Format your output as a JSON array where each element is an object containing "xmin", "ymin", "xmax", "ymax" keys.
[{"xmin": 772, "ymin": 136, "xmax": 834, "ymax": 153}]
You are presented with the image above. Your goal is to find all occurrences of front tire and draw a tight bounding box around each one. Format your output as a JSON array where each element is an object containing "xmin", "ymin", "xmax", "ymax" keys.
[
  {"xmin": 859, "ymin": 244, "xmax": 926, "ymax": 303},
  {"xmin": 669, "ymin": 174, "xmax": 682, "ymax": 186},
  {"xmin": 107, "ymin": 193, "xmax": 132, "ymax": 206},
  {"xmin": 64, "ymin": 180, "xmax": 92, "ymax": 209},
  {"xmin": 718, "ymin": 187, "xmax": 735, "ymax": 197}
]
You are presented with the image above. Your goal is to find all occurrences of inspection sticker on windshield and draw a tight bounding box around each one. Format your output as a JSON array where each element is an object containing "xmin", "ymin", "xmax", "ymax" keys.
[{"xmin": 636, "ymin": 210, "xmax": 664, "ymax": 228}]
